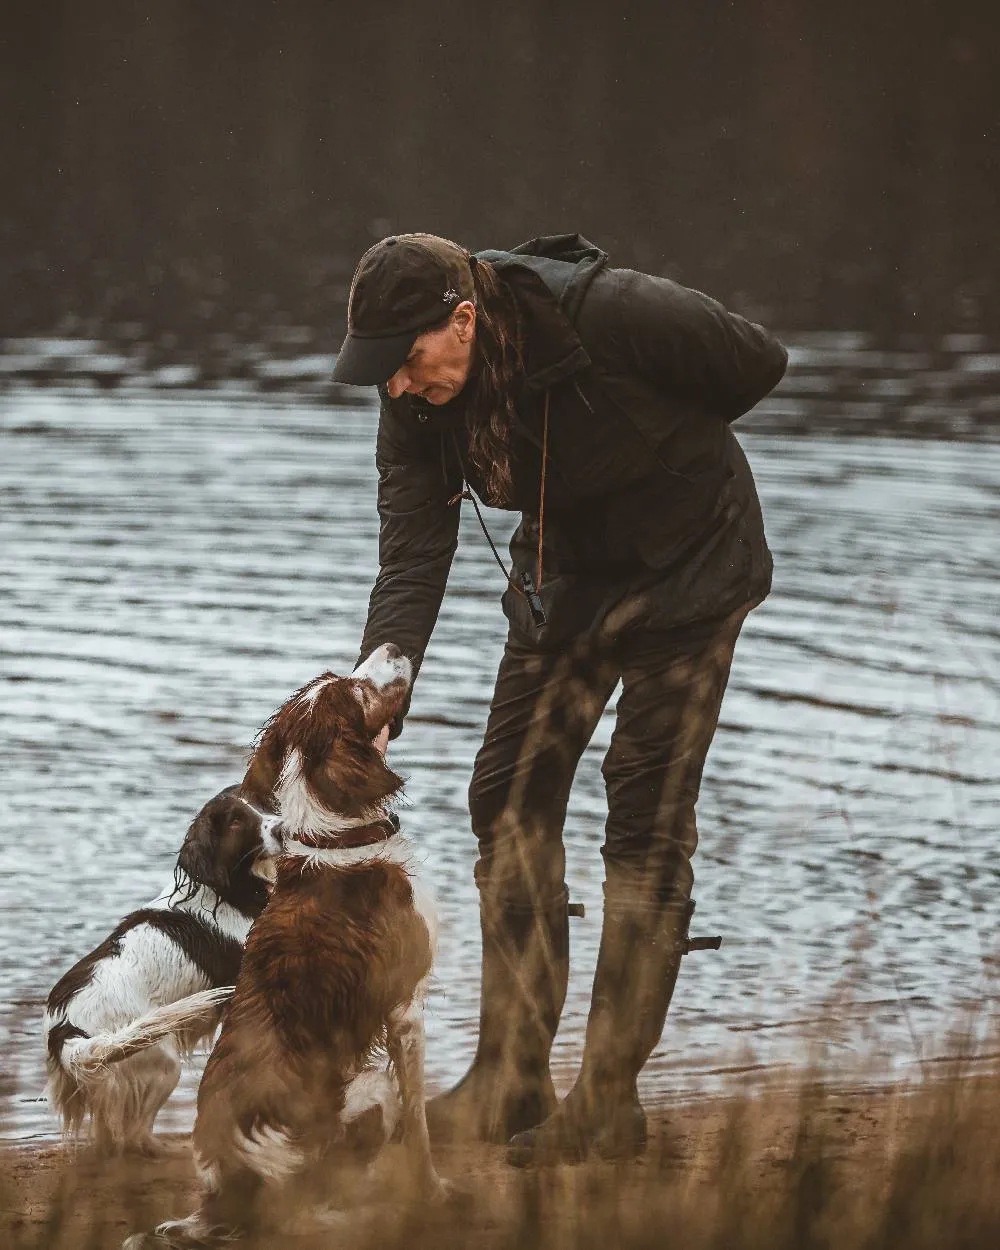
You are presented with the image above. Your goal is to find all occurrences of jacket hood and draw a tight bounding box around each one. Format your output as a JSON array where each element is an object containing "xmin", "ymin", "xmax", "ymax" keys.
[
  {"xmin": 475, "ymin": 234, "xmax": 608, "ymax": 324},
  {"xmin": 474, "ymin": 234, "xmax": 609, "ymax": 390}
]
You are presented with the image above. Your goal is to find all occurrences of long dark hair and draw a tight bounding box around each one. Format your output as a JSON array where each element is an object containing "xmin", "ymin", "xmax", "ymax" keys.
[{"xmin": 464, "ymin": 258, "xmax": 523, "ymax": 506}]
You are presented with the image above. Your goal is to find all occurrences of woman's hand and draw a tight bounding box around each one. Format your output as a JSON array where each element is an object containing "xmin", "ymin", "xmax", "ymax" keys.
[{"xmin": 373, "ymin": 723, "xmax": 391, "ymax": 757}]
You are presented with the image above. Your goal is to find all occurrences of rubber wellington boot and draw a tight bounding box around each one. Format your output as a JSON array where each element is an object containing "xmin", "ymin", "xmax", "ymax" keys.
[
  {"xmin": 425, "ymin": 883, "xmax": 571, "ymax": 1145},
  {"xmin": 507, "ymin": 880, "xmax": 710, "ymax": 1167}
]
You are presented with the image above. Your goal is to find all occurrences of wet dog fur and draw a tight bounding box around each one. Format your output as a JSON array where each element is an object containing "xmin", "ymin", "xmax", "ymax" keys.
[
  {"xmin": 45, "ymin": 785, "xmax": 269, "ymax": 1155},
  {"xmin": 124, "ymin": 644, "xmax": 448, "ymax": 1246}
]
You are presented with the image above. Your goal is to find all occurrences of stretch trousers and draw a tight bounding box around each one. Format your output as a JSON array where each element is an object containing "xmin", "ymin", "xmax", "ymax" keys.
[{"xmin": 468, "ymin": 600, "xmax": 754, "ymax": 905}]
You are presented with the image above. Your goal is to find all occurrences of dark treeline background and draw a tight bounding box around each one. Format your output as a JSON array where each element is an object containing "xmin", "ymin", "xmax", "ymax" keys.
[{"xmin": 1, "ymin": 0, "xmax": 997, "ymax": 355}]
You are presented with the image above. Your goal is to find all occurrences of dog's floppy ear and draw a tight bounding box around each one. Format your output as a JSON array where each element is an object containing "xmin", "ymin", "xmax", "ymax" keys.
[
  {"xmin": 242, "ymin": 716, "xmax": 287, "ymax": 809},
  {"xmin": 307, "ymin": 729, "xmax": 404, "ymax": 819},
  {"xmin": 176, "ymin": 801, "xmax": 230, "ymax": 897},
  {"xmin": 176, "ymin": 790, "xmax": 269, "ymax": 915}
]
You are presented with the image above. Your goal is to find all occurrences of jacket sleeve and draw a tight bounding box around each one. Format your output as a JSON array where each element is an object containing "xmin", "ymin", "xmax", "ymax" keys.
[
  {"xmin": 356, "ymin": 396, "xmax": 462, "ymax": 737},
  {"xmin": 612, "ymin": 268, "xmax": 788, "ymax": 421}
]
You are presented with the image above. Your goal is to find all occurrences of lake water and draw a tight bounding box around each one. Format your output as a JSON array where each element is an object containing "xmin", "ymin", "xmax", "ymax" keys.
[{"xmin": 2, "ymin": 388, "xmax": 999, "ymax": 1142}]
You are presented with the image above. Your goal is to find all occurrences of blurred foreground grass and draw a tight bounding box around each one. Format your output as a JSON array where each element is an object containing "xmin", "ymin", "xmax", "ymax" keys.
[{"xmin": 4, "ymin": 1061, "xmax": 1000, "ymax": 1250}]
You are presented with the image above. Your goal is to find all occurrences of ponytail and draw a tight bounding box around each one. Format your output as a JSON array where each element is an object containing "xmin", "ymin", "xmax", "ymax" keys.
[{"xmin": 464, "ymin": 258, "xmax": 522, "ymax": 506}]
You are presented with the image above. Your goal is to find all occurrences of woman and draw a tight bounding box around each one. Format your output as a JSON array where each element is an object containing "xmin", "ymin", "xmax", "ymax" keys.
[{"xmin": 332, "ymin": 233, "xmax": 787, "ymax": 1165}]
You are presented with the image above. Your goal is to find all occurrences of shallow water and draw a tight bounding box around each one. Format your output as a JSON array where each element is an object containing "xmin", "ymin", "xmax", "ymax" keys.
[{"xmin": 2, "ymin": 390, "xmax": 999, "ymax": 1142}]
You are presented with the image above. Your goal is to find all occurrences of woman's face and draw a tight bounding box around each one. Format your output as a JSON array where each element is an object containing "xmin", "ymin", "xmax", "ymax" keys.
[{"xmin": 385, "ymin": 302, "xmax": 476, "ymax": 405}]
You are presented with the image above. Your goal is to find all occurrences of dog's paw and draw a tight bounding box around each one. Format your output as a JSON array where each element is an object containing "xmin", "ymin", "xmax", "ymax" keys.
[
  {"xmin": 127, "ymin": 1135, "xmax": 189, "ymax": 1160},
  {"xmin": 123, "ymin": 1216, "xmax": 218, "ymax": 1248},
  {"xmin": 423, "ymin": 1174, "xmax": 460, "ymax": 1206}
]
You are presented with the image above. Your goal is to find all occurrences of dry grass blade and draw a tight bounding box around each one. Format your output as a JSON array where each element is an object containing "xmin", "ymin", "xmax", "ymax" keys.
[{"xmin": 4, "ymin": 1058, "xmax": 1000, "ymax": 1250}]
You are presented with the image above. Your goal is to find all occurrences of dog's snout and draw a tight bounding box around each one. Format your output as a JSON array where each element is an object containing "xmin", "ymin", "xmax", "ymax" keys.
[{"xmin": 258, "ymin": 813, "xmax": 285, "ymax": 849}]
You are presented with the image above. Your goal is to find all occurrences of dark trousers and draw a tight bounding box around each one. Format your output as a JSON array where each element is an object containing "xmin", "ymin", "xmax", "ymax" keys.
[{"xmin": 468, "ymin": 599, "xmax": 754, "ymax": 905}]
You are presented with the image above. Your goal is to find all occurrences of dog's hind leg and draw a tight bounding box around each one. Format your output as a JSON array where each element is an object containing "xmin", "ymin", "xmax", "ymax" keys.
[
  {"xmin": 123, "ymin": 1044, "xmax": 184, "ymax": 1156},
  {"xmin": 90, "ymin": 1071, "xmax": 134, "ymax": 1156},
  {"xmin": 387, "ymin": 990, "xmax": 451, "ymax": 1202},
  {"xmin": 342, "ymin": 1068, "xmax": 401, "ymax": 1155}
]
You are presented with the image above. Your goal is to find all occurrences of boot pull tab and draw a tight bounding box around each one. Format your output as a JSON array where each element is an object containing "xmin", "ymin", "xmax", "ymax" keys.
[
  {"xmin": 567, "ymin": 901, "xmax": 586, "ymax": 918},
  {"xmin": 681, "ymin": 898, "xmax": 722, "ymax": 954}
]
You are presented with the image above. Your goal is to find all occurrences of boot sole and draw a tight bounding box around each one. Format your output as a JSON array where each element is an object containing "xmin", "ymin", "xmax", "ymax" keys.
[
  {"xmin": 426, "ymin": 1091, "xmax": 558, "ymax": 1147},
  {"xmin": 506, "ymin": 1111, "xmax": 647, "ymax": 1168},
  {"xmin": 506, "ymin": 1139, "xmax": 647, "ymax": 1167}
]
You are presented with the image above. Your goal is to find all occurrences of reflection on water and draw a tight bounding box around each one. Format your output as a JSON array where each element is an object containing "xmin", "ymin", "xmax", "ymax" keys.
[{"xmin": 1, "ymin": 391, "xmax": 999, "ymax": 1141}]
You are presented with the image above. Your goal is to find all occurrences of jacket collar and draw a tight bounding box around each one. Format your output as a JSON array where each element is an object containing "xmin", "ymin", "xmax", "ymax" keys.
[
  {"xmin": 474, "ymin": 234, "xmax": 609, "ymax": 392},
  {"xmin": 501, "ymin": 264, "xmax": 591, "ymax": 391},
  {"xmin": 479, "ymin": 259, "xmax": 590, "ymax": 393}
]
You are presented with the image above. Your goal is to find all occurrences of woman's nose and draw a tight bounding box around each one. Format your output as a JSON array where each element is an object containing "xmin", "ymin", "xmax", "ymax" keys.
[{"xmin": 386, "ymin": 368, "xmax": 410, "ymax": 399}]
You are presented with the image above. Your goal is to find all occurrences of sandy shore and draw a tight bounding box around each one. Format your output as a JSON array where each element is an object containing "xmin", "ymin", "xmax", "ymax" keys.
[{"xmin": 9, "ymin": 1074, "xmax": 994, "ymax": 1250}]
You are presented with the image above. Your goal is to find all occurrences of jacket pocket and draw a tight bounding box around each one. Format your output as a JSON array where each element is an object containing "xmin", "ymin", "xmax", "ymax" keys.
[{"xmin": 501, "ymin": 571, "xmax": 620, "ymax": 652}]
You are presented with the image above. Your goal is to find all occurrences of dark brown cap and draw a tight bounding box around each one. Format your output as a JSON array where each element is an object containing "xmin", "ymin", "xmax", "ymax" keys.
[{"xmin": 331, "ymin": 233, "xmax": 476, "ymax": 385}]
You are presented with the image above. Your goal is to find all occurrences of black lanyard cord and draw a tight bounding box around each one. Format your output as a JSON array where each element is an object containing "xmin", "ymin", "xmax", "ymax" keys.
[
  {"xmin": 447, "ymin": 429, "xmax": 517, "ymax": 587},
  {"xmin": 447, "ymin": 417, "xmax": 549, "ymax": 628}
]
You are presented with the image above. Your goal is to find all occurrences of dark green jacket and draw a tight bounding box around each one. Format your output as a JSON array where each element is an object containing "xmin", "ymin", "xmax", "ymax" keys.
[{"xmin": 357, "ymin": 235, "xmax": 786, "ymax": 729}]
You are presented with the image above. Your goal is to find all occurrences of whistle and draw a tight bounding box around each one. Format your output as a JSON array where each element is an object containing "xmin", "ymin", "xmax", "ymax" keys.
[{"xmin": 519, "ymin": 569, "xmax": 547, "ymax": 628}]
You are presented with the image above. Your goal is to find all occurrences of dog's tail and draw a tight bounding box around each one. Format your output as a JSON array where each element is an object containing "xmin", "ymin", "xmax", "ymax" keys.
[{"xmin": 55, "ymin": 986, "xmax": 234, "ymax": 1080}]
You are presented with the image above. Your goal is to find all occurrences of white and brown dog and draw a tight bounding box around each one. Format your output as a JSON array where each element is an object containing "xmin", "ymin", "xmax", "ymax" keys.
[
  {"xmin": 44, "ymin": 785, "xmax": 270, "ymax": 1155},
  {"xmin": 124, "ymin": 644, "xmax": 448, "ymax": 1247}
]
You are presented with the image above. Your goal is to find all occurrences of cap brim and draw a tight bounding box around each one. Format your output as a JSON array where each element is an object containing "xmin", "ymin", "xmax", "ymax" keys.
[{"xmin": 331, "ymin": 329, "xmax": 418, "ymax": 386}]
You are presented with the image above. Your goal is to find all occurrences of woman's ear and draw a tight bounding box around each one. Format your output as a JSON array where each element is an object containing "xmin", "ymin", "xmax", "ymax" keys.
[{"xmin": 453, "ymin": 300, "xmax": 477, "ymax": 343}]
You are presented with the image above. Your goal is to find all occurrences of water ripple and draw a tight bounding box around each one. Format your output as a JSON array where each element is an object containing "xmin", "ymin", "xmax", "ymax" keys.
[{"xmin": 2, "ymin": 393, "xmax": 998, "ymax": 1138}]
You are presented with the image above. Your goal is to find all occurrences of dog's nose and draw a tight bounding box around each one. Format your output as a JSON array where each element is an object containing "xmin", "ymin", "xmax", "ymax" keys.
[
  {"xmin": 383, "ymin": 643, "xmax": 402, "ymax": 660},
  {"xmin": 261, "ymin": 815, "xmax": 285, "ymax": 839}
]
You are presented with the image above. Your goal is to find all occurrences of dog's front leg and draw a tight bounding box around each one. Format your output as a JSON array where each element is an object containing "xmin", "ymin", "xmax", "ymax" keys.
[{"xmin": 386, "ymin": 987, "xmax": 450, "ymax": 1202}]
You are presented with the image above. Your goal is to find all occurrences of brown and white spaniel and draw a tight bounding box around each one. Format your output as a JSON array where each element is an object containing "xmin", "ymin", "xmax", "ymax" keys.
[
  {"xmin": 44, "ymin": 784, "xmax": 271, "ymax": 1155},
  {"xmin": 124, "ymin": 643, "xmax": 448, "ymax": 1247}
]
